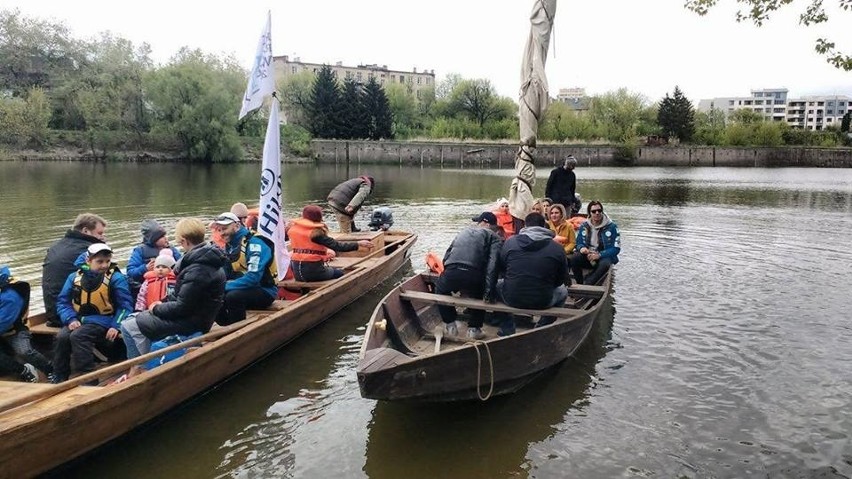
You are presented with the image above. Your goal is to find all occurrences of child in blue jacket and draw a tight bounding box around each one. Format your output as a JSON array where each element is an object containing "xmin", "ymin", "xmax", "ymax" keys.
[{"xmin": 53, "ymin": 243, "xmax": 133, "ymax": 383}]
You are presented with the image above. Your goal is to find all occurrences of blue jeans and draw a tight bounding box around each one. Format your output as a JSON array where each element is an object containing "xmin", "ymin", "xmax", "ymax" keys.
[
  {"xmin": 7, "ymin": 329, "xmax": 53, "ymax": 374},
  {"xmin": 120, "ymin": 314, "xmax": 151, "ymax": 359}
]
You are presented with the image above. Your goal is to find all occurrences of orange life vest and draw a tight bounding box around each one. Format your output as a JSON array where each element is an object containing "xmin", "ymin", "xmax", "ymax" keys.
[
  {"xmin": 494, "ymin": 210, "xmax": 515, "ymax": 237},
  {"xmin": 568, "ymin": 215, "xmax": 587, "ymax": 231},
  {"xmin": 425, "ymin": 251, "xmax": 445, "ymax": 274},
  {"xmin": 143, "ymin": 270, "xmax": 176, "ymax": 306},
  {"xmin": 288, "ymin": 218, "xmax": 329, "ymax": 262},
  {"xmin": 246, "ymin": 207, "xmax": 260, "ymax": 232}
]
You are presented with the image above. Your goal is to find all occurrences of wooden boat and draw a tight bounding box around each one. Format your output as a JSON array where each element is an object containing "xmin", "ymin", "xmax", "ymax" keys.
[
  {"xmin": 0, "ymin": 230, "xmax": 416, "ymax": 479},
  {"xmin": 356, "ymin": 269, "xmax": 611, "ymax": 402}
]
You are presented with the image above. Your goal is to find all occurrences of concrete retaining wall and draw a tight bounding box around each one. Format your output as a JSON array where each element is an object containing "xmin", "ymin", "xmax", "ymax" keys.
[{"xmin": 310, "ymin": 140, "xmax": 852, "ymax": 168}]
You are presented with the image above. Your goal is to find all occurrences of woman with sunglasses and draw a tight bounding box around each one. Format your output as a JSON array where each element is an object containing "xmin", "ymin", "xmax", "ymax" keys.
[{"xmin": 570, "ymin": 201, "xmax": 621, "ymax": 285}]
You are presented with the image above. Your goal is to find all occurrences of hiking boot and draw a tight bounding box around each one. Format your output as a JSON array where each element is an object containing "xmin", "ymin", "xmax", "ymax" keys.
[
  {"xmin": 444, "ymin": 321, "xmax": 458, "ymax": 337},
  {"xmin": 50, "ymin": 374, "xmax": 68, "ymax": 384},
  {"xmin": 467, "ymin": 327, "xmax": 485, "ymax": 340},
  {"xmin": 20, "ymin": 363, "xmax": 39, "ymax": 383}
]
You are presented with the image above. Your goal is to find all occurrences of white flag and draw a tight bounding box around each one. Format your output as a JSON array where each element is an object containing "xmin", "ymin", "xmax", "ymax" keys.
[
  {"xmin": 239, "ymin": 12, "xmax": 275, "ymax": 120},
  {"xmin": 256, "ymin": 96, "xmax": 290, "ymax": 280}
]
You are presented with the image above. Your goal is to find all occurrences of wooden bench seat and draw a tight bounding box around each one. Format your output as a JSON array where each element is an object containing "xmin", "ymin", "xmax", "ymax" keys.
[
  {"xmin": 278, "ymin": 279, "xmax": 335, "ymax": 291},
  {"xmin": 567, "ymin": 284, "xmax": 607, "ymax": 299},
  {"xmin": 399, "ymin": 291, "xmax": 582, "ymax": 318}
]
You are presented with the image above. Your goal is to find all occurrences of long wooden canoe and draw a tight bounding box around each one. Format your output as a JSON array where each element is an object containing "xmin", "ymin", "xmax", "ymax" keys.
[
  {"xmin": 0, "ymin": 230, "xmax": 416, "ymax": 479},
  {"xmin": 356, "ymin": 268, "xmax": 611, "ymax": 402}
]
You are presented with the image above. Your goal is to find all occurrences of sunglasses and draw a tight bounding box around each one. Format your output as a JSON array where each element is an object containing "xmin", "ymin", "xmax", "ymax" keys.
[{"xmin": 590, "ymin": 209, "xmax": 603, "ymax": 214}]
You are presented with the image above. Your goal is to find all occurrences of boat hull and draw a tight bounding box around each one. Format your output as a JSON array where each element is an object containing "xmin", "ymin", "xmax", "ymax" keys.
[{"xmin": 0, "ymin": 231, "xmax": 416, "ymax": 479}]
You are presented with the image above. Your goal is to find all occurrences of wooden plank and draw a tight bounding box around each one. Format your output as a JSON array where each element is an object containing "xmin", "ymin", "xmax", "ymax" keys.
[
  {"xmin": 567, "ymin": 284, "xmax": 606, "ymax": 299},
  {"xmin": 398, "ymin": 291, "xmax": 582, "ymax": 318},
  {"xmin": 278, "ymin": 279, "xmax": 335, "ymax": 290},
  {"xmin": 29, "ymin": 323, "xmax": 61, "ymax": 336}
]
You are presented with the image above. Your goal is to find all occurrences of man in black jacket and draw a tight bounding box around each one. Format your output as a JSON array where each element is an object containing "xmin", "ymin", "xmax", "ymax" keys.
[
  {"xmin": 494, "ymin": 212, "xmax": 569, "ymax": 335},
  {"xmin": 120, "ymin": 218, "xmax": 228, "ymax": 371},
  {"xmin": 41, "ymin": 213, "xmax": 107, "ymax": 326},
  {"xmin": 436, "ymin": 212, "xmax": 503, "ymax": 339},
  {"xmin": 545, "ymin": 155, "xmax": 577, "ymax": 214}
]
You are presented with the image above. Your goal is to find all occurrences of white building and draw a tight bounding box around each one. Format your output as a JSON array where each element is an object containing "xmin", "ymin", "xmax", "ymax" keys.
[
  {"xmin": 785, "ymin": 95, "xmax": 851, "ymax": 131},
  {"xmin": 697, "ymin": 88, "xmax": 788, "ymax": 122}
]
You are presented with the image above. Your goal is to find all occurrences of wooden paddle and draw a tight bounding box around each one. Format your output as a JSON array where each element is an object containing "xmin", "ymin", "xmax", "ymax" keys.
[{"xmin": 0, "ymin": 316, "xmax": 259, "ymax": 414}]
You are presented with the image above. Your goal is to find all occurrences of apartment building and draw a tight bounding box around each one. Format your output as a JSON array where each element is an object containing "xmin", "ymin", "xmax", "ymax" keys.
[
  {"xmin": 555, "ymin": 87, "xmax": 590, "ymax": 112},
  {"xmin": 697, "ymin": 88, "xmax": 788, "ymax": 122},
  {"xmin": 274, "ymin": 55, "xmax": 435, "ymax": 99},
  {"xmin": 785, "ymin": 95, "xmax": 851, "ymax": 131}
]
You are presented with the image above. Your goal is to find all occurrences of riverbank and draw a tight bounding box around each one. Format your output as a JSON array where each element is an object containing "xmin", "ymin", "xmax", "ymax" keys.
[
  {"xmin": 4, "ymin": 139, "xmax": 851, "ymax": 167},
  {"xmin": 311, "ymin": 139, "xmax": 852, "ymax": 168}
]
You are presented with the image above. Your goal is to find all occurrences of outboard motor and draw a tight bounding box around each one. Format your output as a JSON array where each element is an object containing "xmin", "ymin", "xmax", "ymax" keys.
[{"xmin": 368, "ymin": 207, "xmax": 394, "ymax": 231}]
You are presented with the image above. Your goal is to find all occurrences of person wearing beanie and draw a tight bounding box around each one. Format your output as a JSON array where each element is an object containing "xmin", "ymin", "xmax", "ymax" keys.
[
  {"xmin": 230, "ymin": 202, "xmax": 250, "ymax": 225},
  {"xmin": 135, "ymin": 249, "xmax": 178, "ymax": 312},
  {"xmin": 126, "ymin": 220, "xmax": 182, "ymax": 297},
  {"xmin": 326, "ymin": 175, "xmax": 375, "ymax": 233},
  {"xmin": 545, "ymin": 155, "xmax": 578, "ymax": 214},
  {"xmin": 288, "ymin": 204, "xmax": 374, "ymax": 282}
]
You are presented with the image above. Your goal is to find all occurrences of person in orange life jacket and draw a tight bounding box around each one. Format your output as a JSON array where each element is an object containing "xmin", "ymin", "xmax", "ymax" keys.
[
  {"xmin": 435, "ymin": 212, "xmax": 503, "ymax": 340},
  {"xmin": 492, "ymin": 197, "xmax": 517, "ymax": 238},
  {"xmin": 1, "ymin": 265, "xmax": 53, "ymax": 382},
  {"xmin": 215, "ymin": 212, "xmax": 277, "ymax": 325},
  {"xmin": 327, "ymin": 176, "xmax": 375, "ymax": 233},
  {"xmin": 570, "ymin": 200, "xmax": 621, "ymax": 286},
  {"xmin": 126, "ymin": 220, "xmax": 181, "ymax": 298},
  {"xmin": 52, "ymin": 243, "xmax": 133, "ymax": 383},
  {"xmin": 289, "ymin": 205, "xmax": 374, "ymax": 282},
  {"xmin": 134, "ymin": 250, "xmax": 177, "ymax": 311},
  {"xmin": 42, "ymin": 213, "xmax": 107, "ymax": 327},
  {"xmin": 120, "ymin": 219, "xmax": 228, "ymax": 365}
]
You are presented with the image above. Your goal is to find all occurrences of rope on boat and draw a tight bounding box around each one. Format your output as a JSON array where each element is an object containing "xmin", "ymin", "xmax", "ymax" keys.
[{"xmin": 470, "ymin": 340, "xmax": 495, "ymax": 401}]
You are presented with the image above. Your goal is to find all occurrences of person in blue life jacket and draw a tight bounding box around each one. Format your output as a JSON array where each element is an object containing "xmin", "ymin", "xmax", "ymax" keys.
[
  {"xmin": 214, "ymin": 212, "xmax": 277, "ymax": 325},
  {"xmin": 570, "ymin": 200, "xmax": 621, "ymax": 285},
  {"xmin": 41, "ymin": 213, "xmax": 107, "ymax": 327},
  {"xmin": 126, "ymin": 219, "xmax": 182, "ymax": 297},
  {"xmin": 52, "ymin": 243, "xmax": 133, "ymax": 384},
  {"xmin": 1, "ymin": 266, "xmax": 53, "ymax": 382}
]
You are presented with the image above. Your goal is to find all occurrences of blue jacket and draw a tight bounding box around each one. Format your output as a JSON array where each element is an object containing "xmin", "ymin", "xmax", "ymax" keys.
[
  {"xmin": 127, "ymin": 245, "xmax": 182, "ymax": 283},
  {"xmin": 225, "ymin": 227, "xmax": 277, "ymax": 299},
  {"xmin": 56, "ymin": 266, "xmax": 134, "ymax": 330},
  {"xmin": 0, "ymin": 266, "xmax": 26, "ymax": 333},
  {"xmin": 575, "ymin": 214, "xmax": 621, "ymax": 264}
]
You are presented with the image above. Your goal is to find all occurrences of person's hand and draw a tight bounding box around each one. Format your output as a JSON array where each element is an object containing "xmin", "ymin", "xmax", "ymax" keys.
[
  {"xmin": 68, "ymin": 320, "xmax": 81, "ymax": 331},
  {"xmin": 148, "ymin": 300, "xmax": 162, "ymax": 311},
  {"xmin": 325, "ymin": 249, "xmax": 337, "ymax": 260},
  {"xmin": 579, "ymin": 247, "xmax": 589, "ymax": 255},
  {"xmin": 146, "ymin": 259, "xmax": 155, "ymax": 271},
  {"xmin": 554, "ymin": 235, "xmax": 567, "ymax": 245},
  {"xmin": 106, "ymin": 327, "xmax": 120, "ymax": 341},
  {"xmin": 345, "ymin": 205, "xmax": 354, "ymax": 214},
  {"xmin": 358, "ymin": 240, "xmax": 374, "ymax": 250}
]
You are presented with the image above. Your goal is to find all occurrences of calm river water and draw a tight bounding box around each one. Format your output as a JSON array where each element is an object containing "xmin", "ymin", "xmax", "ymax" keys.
[{"xmin": 1, "ymin": 162, "xmax": 851, "ymax": 478}]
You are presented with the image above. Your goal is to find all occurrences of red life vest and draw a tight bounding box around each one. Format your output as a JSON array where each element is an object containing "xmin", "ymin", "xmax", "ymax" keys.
[
  {"xmin": 143, "ymin": 270, "xmax": 177, "ymax": 306},
  {"xmin": 288, "ymin": 218, "xmax": 329, "ymax": 262}
]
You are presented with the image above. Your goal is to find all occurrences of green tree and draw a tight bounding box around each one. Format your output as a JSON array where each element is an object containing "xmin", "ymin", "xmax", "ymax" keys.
[
  {"xmin": 589, "ymin": 88, "xmax": 648, "ymax": 142},
  {"xmin": 693, "ymin": 108, "xmax": 726, "ymax": 145},
  {"xmin": 364, "ymin": 77, "xmax": 393, "ymax": 140},
  {"xmin": 339, "ymin": 77, "xmax": 370, "ymax": 139},
  {"xmin": 278, "ymin": 70, "xmax": 314, "ymax": 129},
  {"xmin": 447, "ymin": 79, "xmax": 510, "ymax": 128},
  {"xmin": 307, "ymin": 65, "xmax": 341, "ymax": 139},
  {"xmin": 145, "ymin": 48, "xmax": 244, "ymax": 162},
  {"xmin": 385, "ymin": 82, "xmax": 419, "ymax": 138},
  {"xmin": 657, "ymin": 86, "xmax": 695, "ymax": 142},
  {"xmin": 685, "ymin": 0, "xmax": 852, "ymax": 70},
  {"xmin": 842, "ymin": 112, "xmax": 851, "ymax": 132},
  {"xmin": 0, "ymin": 86, "xmax": 51, "ymax": 147}
]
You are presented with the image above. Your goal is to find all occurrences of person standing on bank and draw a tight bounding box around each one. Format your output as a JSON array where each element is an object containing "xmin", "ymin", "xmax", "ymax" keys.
[
  {"xmin": 545, "ymin": 155, "xmax": 577, "ymax": 215},
  {"xmin": 570, "ymin": 201, "xmax": 621, "ymax": 285},
  {"xmin": 41, "ymin": 213, "xmax": 107, "ymax": 327},
  {"xmin": 214, "ymin": 212, "xmax": 277, "ymax": 325},
  {"xmin": 327, "ymin": 176, "xmax": 375, "ymax": 233},
  {"xmin": 436, "ymin": 212, "xmax": 503, "ymax": 340}
]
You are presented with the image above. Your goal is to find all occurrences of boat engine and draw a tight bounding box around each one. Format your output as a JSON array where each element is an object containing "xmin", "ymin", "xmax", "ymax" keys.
[{"xmin": 368, "ymin": 207, "xmax": 394, "ymax": 231}]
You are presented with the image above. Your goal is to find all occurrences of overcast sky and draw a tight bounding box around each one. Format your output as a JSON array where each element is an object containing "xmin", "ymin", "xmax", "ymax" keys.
[{"xmin": 4, "ymin": 0, "xmax": 851, "ymax": 103}]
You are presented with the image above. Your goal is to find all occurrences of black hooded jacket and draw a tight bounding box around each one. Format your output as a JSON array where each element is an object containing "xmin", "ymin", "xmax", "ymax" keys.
[
  {"xmin": 138, "ymin": 242, "xmax": 228, "ymax": 338},
  {"xmin": 442, "ymin": 226, "xmax": 503, "ymax": 300},
  {"xmin": 545, "ymin": 166, "xmax": 576, "ymax": 209},
  {"xmin": 41, "ymin": 229, "xmax": 101, "ymax": 322},
  {"xmin": 498, "ymin": 226, "xmax": 568, "ymax": 309}
]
